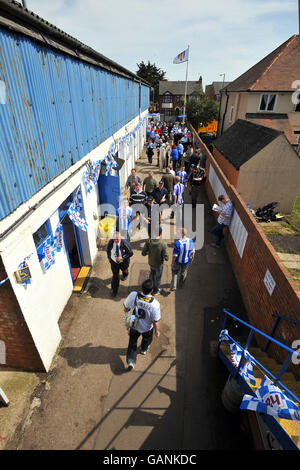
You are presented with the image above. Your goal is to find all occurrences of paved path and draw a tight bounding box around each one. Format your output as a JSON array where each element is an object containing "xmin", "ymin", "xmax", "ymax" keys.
[{"xmin": 6, "ymin": 150, "xmax": 252, "ymax": 451}]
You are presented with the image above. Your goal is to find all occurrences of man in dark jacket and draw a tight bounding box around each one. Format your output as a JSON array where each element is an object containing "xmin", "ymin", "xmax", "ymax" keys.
[{"xmin": 107, "ymin": 232, "xmax": 133, "ymax": 297}]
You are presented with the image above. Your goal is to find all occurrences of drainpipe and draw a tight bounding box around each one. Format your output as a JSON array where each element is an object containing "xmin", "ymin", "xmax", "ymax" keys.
[{"xmin": 220, "ymin": 88, "xmax": 229, "ymax": 136}]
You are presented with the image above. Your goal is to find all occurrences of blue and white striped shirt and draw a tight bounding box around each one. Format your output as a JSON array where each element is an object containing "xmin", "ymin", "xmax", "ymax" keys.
[
  {"xmin": 176, "ymin": 170, "xmax": 188, "ymax": 184},
  {"xmin": 117, "ymin": 206, "xmax": 134, "ymax": 230},
  {"xmin": 173, "ymin": 182, "xmax": 185, "ymax": 205},
  {"xmin": 173, "ymin": 238, "xmax": 195, "ymax": 265}
]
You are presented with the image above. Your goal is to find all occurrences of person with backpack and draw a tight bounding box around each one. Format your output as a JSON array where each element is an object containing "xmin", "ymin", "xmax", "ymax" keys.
[{"xmin": 123, "ymin": 279, "xmax": 161, "ymax": 370}]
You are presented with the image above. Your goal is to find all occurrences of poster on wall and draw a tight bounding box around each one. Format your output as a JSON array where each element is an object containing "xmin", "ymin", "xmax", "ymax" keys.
[
  {"xmin": 264, "ymin": 269, "xmax": 276, "ymax": 296},
  {"xmin": 13, "ymin": 266, "xmax": 32, "ymax": 284}
]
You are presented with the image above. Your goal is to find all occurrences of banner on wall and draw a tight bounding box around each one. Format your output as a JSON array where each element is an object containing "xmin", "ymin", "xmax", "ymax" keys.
[{"xmin": 42, "ymin": 235, "xmax": 56, "ymax": 271}]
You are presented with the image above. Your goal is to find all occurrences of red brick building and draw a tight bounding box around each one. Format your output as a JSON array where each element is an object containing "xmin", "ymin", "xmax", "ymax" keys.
[{"xmin": 158, "ymin": 78, "xmax": 203, "ymax": 121}]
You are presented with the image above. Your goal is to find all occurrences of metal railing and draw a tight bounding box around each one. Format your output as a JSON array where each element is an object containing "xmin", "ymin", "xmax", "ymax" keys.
[
  {"xmin": 219, "ymin": 309, "xmax": 300, "ymax": 404},
  {"xmin": 264, "ymin": 313, "xmax": 300, "ymax": 352}
]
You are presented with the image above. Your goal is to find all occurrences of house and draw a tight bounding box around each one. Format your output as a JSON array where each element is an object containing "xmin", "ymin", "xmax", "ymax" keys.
[
  {"xmin": 205, "ymin": 81, "xmax": 230, "ymax": 102},
  {"xmin": 0, "ymin": 2, "xmax": 150, "ymax": 372},
  {"xmin": 158, "ymin": 78, "xmax": 203, "ymax": 121},
  {"xmin": 218, "ymin": 35, "xmax": 300, "ymax": 153},
  {"xmin": 212, "ymin": 119, "xmax": 300, "ymax": 213}
]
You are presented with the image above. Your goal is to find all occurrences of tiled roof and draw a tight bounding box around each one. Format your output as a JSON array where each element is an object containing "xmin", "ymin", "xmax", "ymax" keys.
[
  {"xmin": 246, "ymin": 115, "xmax": 298, "ymax": 146},
  {"xmin": 225, "ymin": 35, "xmax": 300, "ymax": 92},
  {"xmin": 213, "ymin": 119, "xmax": 282, "ymax": 169},
  {"xmin": 159, "ymin": 80, "xmax": 202, "ymax": 95}
]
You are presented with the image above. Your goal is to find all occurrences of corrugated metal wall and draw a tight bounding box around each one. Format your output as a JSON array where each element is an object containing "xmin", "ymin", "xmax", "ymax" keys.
[{"xmin": 0, "ymin": 28, "xmax": 149, "ymax": 220}]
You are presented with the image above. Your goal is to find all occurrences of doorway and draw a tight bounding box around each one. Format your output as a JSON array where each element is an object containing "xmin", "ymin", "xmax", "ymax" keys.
[{"xmin": 59, "ymin": 195, "xmax": 83, "ymax": 282}]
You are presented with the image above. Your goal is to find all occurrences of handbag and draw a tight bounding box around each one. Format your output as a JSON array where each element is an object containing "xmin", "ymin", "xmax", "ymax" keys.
[{"xmin": 123, "ymin": 293, "xmax": 139, "ymax": 329}]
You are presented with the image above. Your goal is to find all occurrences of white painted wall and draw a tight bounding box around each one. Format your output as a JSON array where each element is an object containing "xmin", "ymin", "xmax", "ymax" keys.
[{"xmin": 0, "ymin": 111, "xmax": 148, "ymax": 371}]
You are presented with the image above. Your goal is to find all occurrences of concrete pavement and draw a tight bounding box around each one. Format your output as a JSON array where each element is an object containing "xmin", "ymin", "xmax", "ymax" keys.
[{"xmin": 1, "ymin": 149, "xmax": 253, "ymax": 451}]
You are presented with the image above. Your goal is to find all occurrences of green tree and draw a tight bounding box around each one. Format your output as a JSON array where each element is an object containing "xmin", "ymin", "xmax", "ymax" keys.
[
  {"xmin": 136, "ymin": 61, "xmax": 167, "ymax": 104},
  {"xmin": 186, "ymin": 93, "xmax": 219, "ymax": 129}
]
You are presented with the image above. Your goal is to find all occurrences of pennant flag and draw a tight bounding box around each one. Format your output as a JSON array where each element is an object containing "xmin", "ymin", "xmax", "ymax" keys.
[
  {"xmin": 173, "ymin": 48, "xmax": 189, "ymax": 64},
  {"xmin": 91, "ymin": 160, "xmax": 101, "ymax": 185},
  {"xmin": 103, "ymin": 155, "xmax": 118, "ymax": 176},
  {"xmin": 230, "ymin": 343, "xmax": 256, "ymax": 386},
  {"xmin": 83, "ymin": 170, "xmax": 94, "ymax": 194},
  {"xmin": 73, "ymin": 187, "xmax": 83, "ymax": 212},
  {"xmin": 219, "ymin": 329, "xmax": 230, "ymax": 343},
  {"xmin": 241, "ymin": 376, "xmax": 300, "ymax": 421},
  {"xmin": 42, "ymin": 236, "xmax": 56, "ymax": 271},
  {"xmin": 67, "ymin": 203, "xmax": 88, "ymax": 231}
]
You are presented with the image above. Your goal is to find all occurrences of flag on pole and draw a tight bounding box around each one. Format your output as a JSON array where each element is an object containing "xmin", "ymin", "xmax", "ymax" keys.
[{"xmin": 173, "ymin": 48, "xmax": 189, "ymax": 64}]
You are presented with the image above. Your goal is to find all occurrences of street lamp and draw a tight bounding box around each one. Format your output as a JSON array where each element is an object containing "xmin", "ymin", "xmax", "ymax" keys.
[{"xmin": 220, "ymin": 73, "xmax": 225, "ymax": 88}]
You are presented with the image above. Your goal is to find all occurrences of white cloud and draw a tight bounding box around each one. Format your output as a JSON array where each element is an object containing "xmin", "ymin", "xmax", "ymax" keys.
[{"xmin": 25, "ymin": 0, "xmax": 298, "ymax": 87}]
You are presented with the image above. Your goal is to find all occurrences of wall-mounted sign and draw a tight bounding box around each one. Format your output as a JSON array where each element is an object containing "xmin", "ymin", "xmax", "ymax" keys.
[
  {"xmin": 13, "ymin": 266, "xmax": 31, "ymax": 284},
  {"xmin": 264, "ymin": 269, "xmax": 276, "ymax": 296}
]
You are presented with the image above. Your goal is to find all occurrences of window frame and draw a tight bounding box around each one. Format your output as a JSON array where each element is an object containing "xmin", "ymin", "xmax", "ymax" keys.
[
  {"xmin": 33, "ymin": 220, "xmax": 52, "ymax": 261},
  {"xmin": 229, "ymin": 105, "xmax": 234, "ymax": 123},
  {"xmin": 162, "ymin": 93, "xmax": 173, "ymax": 103},
  {"xmin": 258, "ymin": 93, "xmax": 277, "ymax": 112}
]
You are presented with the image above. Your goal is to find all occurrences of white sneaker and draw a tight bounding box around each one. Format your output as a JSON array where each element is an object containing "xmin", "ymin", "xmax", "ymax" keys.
[
  {"xmin": 127, "ymin": 362, "xmax": 135, "ymax": 370},
  {"xmin": 141, "ymin": 348, "xmax": 148, "ymax": 355}
]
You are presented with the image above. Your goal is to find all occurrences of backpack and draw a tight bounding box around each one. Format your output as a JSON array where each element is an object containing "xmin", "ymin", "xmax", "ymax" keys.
[{"xmin": 123, "ymin": 293, "xmax": 139, "ymax": 329}]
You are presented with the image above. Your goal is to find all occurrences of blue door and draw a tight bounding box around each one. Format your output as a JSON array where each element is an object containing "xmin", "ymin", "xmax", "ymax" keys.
[{"xmin": 98, "ymin": 174, "xmax": 121, "ymax": 213}]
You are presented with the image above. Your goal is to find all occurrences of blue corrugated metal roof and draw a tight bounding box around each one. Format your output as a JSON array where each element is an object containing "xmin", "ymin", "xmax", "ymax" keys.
[{"xmin": 0, "ymin": 27, "xmax": 149, "ymax": 220}]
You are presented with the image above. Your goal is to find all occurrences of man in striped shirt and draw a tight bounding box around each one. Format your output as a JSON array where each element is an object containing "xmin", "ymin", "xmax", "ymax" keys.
[
  {"xmin": 170, "ymin": 228, "xmax": 195, "ymax": 291},
  {"xmin": 176, "ymin": 166, "xmax": 188, "ymax": 187},
  {"xmin": 173, "ymin": 177, "xmax": 185, "ymax": 204},
  {"xmin": 129, "ymin": 183, "xmax": 147, "ymax": 206},
  {"xmin": 210, "ymin": 195, "xmax": 233, "ymax": 247},
  {"xmin": 117, "ymin": 199, "xmax": 134, "ymax": 241}
]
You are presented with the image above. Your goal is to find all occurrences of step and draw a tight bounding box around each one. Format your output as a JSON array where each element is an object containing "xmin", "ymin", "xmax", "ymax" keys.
[
  {"xmin": 73, "ymin": 266, "xmax": 91, "ymax": 293},
  {"xmin": 276, "ymin": 418, "xmax": 300, "ymax": 448}
]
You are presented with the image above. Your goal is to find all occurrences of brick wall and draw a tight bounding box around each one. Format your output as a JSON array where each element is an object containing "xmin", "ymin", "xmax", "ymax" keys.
[
  {"xmin": 190, "ymin": 126, "xmax": 300, "ymax": 373},
  {"xmin": 212, "ymin": 147, "xmax": 239, "ymax": 187},
  {"xmin": 0, "ymin": 258, "xmax": 45, "ymax": 372}
]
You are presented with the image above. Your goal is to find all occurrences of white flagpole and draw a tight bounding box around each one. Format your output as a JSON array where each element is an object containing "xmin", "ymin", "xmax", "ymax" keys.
[{"xmin": 182, "ymin": 46, "xmax": 190, "ymax": 125}]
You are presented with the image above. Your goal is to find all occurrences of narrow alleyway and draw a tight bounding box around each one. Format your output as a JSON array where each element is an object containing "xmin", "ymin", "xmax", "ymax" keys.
[{"xmin": 7, "ymin": 149, "xmax": 253, "ymax": 451}]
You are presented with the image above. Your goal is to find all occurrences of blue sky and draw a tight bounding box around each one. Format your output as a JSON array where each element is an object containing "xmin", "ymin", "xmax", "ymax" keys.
[{"xmin": 24, "ymin": 0, "xmax": 299, "ymax": 89}]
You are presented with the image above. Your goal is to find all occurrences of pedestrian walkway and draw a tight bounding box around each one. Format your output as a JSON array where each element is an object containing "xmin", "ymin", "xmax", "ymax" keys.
[{"xmin": 2, "ymin": 148, "xmax": 253, "ymax": 450}]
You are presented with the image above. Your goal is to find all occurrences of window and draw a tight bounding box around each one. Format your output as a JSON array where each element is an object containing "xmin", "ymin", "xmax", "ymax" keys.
[
  {"xmin": 33, "ymin": 220, "xmax": 52, "ymax": 261},
  {"xmin": 164, "ymin": 109, "xmax": 173, "ymax": 116},
  {"xmin": 229, "ymin": 106, "xmax": 234, "ymax": 123},
  {"xmin": 294, "ymin": 92, "xmax": 300, "ymax": 112},
  {"xmin": 294, "ymin": 131, "xmax": 300, "ymax": 143},
  {"xmin": 259, "ymin": 94, "xmax": 277, "ymax": 112},
  {"xmin": 162, "ymin": 93, "xmax": 172, "ymax": 103},
  {"xmin": 176, "ymin": 95, "xmax": 181, "ymax": 103}
]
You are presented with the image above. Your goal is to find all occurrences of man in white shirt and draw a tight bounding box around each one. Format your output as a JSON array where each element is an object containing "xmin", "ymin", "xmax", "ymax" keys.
[
  {"xmin": 210, "ymin": 195, "xmax": 233, "ymax": 247},
  {"xmin": 107, "ymin": 232, "xmax": 133, "ymax": 296},
  {"xmin": 123, "ymin": 279, "xmax": 161, "ymax": 370}
]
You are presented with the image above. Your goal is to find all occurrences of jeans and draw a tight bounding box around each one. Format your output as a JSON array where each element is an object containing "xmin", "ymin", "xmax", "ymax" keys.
[
  {"xmin": 149, "ymin": 265, "xmax": 163, "ymax": 293},
  {"xmin": 172, "ymin": 159, "xmax": 178, "ymax": 172},
  {"xmin": 171, "ymin": 263, "xmax": 189, "ymax": 290},
  {"xmin": 210, "ymin": 223, "xmax": 225, "ymax": 246},
  {"xmin": 126, "ymin": 328, "xmax": 154, "ymax": 365},
  {"xmin": 191, "ymin": 185, "xmax": 201, "ymax": 207}
]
